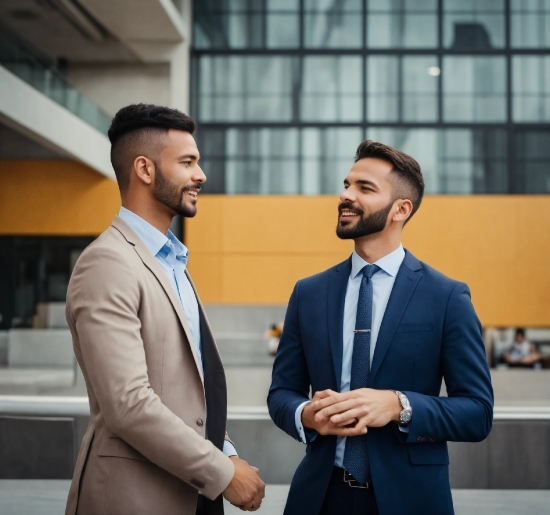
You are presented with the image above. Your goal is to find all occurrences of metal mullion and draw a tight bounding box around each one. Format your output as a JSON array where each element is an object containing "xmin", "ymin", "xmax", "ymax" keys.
[
  {"xmin": 363, "ymin": 0, "xmax": 368, "ymax": 125},
  {"xmin": 437, "ymin": 0, "xmax": 443, "ymax": 124}
]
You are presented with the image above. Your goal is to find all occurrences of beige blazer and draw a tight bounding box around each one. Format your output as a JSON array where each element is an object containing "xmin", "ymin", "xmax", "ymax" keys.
[{"xmin": 64, "ymin": 217, "xmax": 234, "ymax": 515}]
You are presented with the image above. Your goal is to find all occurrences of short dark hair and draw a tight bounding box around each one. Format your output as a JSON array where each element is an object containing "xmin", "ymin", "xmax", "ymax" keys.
[
  {"xmin": 108, "ymin": 104, "xmax": 195, "ymax": 193},
  {"xmin": 354, "ymin": 140, "xmax": 425, "ymax": 221},
  {"xmin": 515, "ymin": 328, "xmax": 525, "ymax": 338}
]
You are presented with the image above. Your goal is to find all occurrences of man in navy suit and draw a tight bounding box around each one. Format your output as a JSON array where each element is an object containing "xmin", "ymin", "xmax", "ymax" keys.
[{"xmin": 268, "ymin": 140, "xmax": 493, "ymax": 515}]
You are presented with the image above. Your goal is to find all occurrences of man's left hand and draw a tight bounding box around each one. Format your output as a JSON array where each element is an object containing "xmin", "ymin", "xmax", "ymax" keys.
[{"xmin": 310, "ymin": 389, "xmax": 402, "ymax": 431}]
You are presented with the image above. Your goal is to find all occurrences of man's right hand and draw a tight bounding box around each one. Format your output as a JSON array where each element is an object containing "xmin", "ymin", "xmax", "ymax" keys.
[
  {"xmin": 223, "ymin": 456, "xmax": 265, "ymax": 511},
  {"xmin": 301, "ymin": 390, "xmax": 368, "ymax": 437}
]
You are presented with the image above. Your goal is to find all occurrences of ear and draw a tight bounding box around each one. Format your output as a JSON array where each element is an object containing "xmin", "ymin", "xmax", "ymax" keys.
[
  {"xmin": 392, "ymin": 199, "xmax": 413, "ymax": 224},
  {"xmin": 133, "ymin": 156, "xmax": 155, "ymax": 186}
]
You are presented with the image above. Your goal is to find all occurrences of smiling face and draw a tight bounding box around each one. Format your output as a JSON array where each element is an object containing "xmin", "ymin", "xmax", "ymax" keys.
[
  {"xmin": 336, "ymin": 157, "xmax": 397, "ymax": 240},
  {"xmin": 152, "ymin": 129, "xmax": 206, "ymax": 218}
]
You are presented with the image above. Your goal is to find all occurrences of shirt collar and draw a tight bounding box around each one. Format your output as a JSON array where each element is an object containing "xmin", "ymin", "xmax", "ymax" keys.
[
  {"xmin": 351, "ymin": 245, "xmax": 405, "ymax": 279},
  {"xmin": 118, "ymin": 207, "xmax": 189, "ymax": 264}
]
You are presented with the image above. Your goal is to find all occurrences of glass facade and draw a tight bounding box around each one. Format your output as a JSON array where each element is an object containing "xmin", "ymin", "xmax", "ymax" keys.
[{"xmin": 193, "ymin": 0, "xmax": 550, "ymax": 194}]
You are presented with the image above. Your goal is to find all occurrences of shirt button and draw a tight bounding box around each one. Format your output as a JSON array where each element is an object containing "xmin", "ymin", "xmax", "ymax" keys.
[{"xmin": 196, "ymin": 418, "xmax": 204, "ymax": 427}]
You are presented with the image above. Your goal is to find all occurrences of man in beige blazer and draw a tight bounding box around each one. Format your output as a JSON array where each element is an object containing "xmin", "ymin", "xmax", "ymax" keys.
[{"xmin": 65, "ymin": 104, "xmax": 265, "ymax": 515}]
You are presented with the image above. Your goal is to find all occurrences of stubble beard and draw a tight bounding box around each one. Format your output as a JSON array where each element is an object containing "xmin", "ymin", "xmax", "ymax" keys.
[
  {"xmin": 336, "ymin": 201, "xmax": 394, "ymax": 240},
  {"xmin": 153, "ymin": 163, "xmax": 198, "ymax": 218}
]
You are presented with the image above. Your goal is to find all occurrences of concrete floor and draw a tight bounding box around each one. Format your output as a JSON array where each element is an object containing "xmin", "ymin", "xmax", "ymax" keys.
[{"xmin": 0, "ymin": 481, "xmax": 548, "ymax": 515}]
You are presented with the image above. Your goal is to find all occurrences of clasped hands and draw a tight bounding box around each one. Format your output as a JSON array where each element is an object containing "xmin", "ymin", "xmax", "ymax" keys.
[
  {"xmin": 223, "ymin": 456, "xmax": 265, "ymax": 511},
  {"xmin": 301, "ymin": 388, "xmax": 402, "ymax": 436}
]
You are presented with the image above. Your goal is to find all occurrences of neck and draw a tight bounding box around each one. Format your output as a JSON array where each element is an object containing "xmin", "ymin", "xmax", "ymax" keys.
[
  {"xmin": 122, "ymin": 198, "xmax": 173, "ymax": 235},
  {"xmin": 353, "ymin": 230, "xmax": 402, "ymax": 264}
]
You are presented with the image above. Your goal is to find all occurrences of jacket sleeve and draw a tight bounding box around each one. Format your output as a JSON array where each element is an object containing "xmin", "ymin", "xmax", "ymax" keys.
[
  {"xmin": 402, "ymin": 282, "xmax": 494, "ymax": 444},
  {"xmin": 267, "ymin": 282, "xmax": 312, "ymax": 441},
  {"xmin": 67, "ymin": 246, "xmax": 234, "ymax": 500}
]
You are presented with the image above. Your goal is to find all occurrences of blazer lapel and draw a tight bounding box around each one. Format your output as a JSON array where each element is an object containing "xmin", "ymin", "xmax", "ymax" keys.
[
  {"xmin": 369, "ymin": 250, "xmax": 423, "ymax": 383},
  {"xmin": 328, "ymin": 257, "xmax": 352, "ymax": 390},
  {"xmin": 111, "ymin": 217, "xmax": 205, "ymax": 386}
]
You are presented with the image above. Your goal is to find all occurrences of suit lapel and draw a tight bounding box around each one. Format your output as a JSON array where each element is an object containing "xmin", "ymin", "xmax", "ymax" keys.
[
  {"xmin": 369, "ymin": 250, "xmax": 423, "ymax": 383},
  {"xmin": 111, "ymin": 217, "xmax": 205, "ymax": 386},
  {"xmin": 328, "ymin": 257, "xmax": 352, "ymax": 390}
]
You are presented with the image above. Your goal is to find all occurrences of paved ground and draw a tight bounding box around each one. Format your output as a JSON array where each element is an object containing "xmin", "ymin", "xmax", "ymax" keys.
[{"xmin": 0, "ymin": 481, "xmax": 549, "ymax": 515}]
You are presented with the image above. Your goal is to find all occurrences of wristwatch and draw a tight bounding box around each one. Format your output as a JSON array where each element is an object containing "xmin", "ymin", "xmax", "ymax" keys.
[{"xmin": 392, "ymin": 390, "xmax": 412, "ymax": 426}]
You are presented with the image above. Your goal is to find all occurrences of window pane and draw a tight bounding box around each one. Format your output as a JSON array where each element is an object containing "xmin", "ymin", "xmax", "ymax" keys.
[
  {"xmin": 367, "ymin": 56, "xmax": 439, "ymax": 122},
  {"xmin": 267, "ymin": 14, "xmax": 299, "ymax": 48},
  {"xmin": 443, "ymin": 57, "xmax": 506, "ymax": 122},
  {"xmin": 304, "ymin": 0, "xmax": 363, "ymax": 48},
  {"xmin": 301, "ymin": 128, "xmax": 364, "ymax": 194},
  {"xmin": 511, "ymin": 0, "xmax": 550, "ymax": 48},
  {"xmin": 199, "ymin": 56, "xmax": 297, "ymax": 122},
  {"xmin": 225, "ymin": 129, "xmax": 300, "ymax": 194},
  {"xmin": 444, "ymin": 0, "xmax": 505, "ymax": 48},
  {"xmin": 513, "ymin": 56, "xmax": 550, "ymax": 121},
  {"xmin": 301, "ymin": 56, "xmax": 363, "ymax": 122},
  {"xmin": 514, "ymin": 130, "xmax": 550, "ymax": 193},
  {"xmin": 403, "ymin": 56, "xmax": 439, "ymax": 121},
  {"xmin": 367, "ymin": 56, "xmax": 399, "ymax": 121},
  {"xmin": 367, "ymin": 0, "xmax": 438, "ymax": 48}
]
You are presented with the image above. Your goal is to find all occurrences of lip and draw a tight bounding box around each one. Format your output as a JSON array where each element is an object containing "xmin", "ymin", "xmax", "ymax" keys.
[
  {"xmin": 185, "ymin": 189, "xmax": 200, "ymax": 200},
  {"xmin": 339, "ymin": 210, "xmax": 360, "ymax": 218}
]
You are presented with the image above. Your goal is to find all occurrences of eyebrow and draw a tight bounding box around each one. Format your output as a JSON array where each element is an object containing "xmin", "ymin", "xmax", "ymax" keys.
[
  {"xmin": 178, "ymin": 154, "xmax": 200, "ymax": 161},
  {"xmin": 343, "ymin": 179, "xmax": 379, "ymax": 189}
]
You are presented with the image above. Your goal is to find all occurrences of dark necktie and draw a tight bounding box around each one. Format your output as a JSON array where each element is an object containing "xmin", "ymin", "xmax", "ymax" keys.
[{"xmin": 343, "ymin": 263, "xmax": 379, "ymax": 485}]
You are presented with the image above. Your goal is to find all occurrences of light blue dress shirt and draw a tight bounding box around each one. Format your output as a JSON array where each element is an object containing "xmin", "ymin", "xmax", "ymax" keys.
[
  {"xmin": 118, "ymin": 207, "xmax": 236, "ymax": 457},
  {"xmin": 295, "ymin": 245, "xmax": 406, "ymax": 467}
]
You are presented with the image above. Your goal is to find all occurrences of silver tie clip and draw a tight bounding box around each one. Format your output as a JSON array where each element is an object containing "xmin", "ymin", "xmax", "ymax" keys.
[{"xmin": 354, "ymin": 329, "xmax": 371, "ymax": 333}]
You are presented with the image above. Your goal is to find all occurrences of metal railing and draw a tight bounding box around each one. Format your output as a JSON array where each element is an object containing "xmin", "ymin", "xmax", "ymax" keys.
[{"xmin": 0, "ymin": 33, "xmax": 111, "ymax": 135}]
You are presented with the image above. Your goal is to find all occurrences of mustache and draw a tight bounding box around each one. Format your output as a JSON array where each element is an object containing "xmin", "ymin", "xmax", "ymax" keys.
[{"xmin": 338, "ymin": 202, "xmax": 364, "ymax": 215}]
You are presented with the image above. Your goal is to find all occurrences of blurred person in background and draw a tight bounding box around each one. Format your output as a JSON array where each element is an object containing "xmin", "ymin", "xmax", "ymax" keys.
[
  {"xmin": 268, "ymin": 141, "xmax": 493, "ymax": 515},
  {"xmin": 265, "ymin": 322, "xmax": 283, "ymax": 356},
  {"xmin": 503, "ymin": 328, "xmax": 542, "ymax": 368},
  {"xmin": 64, "ymin": 104, "xmax": 264, "ymax": 515}
]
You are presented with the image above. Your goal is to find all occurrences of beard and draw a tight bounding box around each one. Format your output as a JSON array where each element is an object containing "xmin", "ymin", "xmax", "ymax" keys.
[
  {"xmin": 153, "ymin": 164, "xmax": 199, "ymax": 218},
  {"xmin": 336, "ymin": 200, "xmax": 394, "ymax": 240}
]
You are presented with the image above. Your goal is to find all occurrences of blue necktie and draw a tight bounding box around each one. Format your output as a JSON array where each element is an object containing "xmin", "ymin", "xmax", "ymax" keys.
[{"xmin": 343, "ymin": 263, "xmax": 379, "ymax": 485}]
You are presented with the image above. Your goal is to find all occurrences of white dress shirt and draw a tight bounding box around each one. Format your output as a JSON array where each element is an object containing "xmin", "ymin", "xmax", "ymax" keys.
[
  {"xmin": 118, "ymin": 207, "xmax": 237, "ymax": 457},
  {"xmin": 295, "ymin": 245, "xmax": 406, "ymax": 467}
]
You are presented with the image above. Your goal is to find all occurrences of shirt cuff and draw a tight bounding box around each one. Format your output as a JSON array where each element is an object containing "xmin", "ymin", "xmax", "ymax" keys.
[
  {"xmin": 398, "ymin": 424, "xmax": 410, "ymax": 433},
  {"xmin": 296, "ymin": 400, "xmax": 318, "ymax": 443},
  {"xmin": 223, "ymin": 440, "xmax": 238, "ymax": 457}
]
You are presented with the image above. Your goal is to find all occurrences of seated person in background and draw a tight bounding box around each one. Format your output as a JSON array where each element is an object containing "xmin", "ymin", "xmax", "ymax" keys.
[{"xmin": 503, "ymin": 328, "xmax": 541, "ymax": 367}]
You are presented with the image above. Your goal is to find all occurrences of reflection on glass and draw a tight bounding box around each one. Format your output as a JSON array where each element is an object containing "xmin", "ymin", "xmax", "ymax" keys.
[
  {"xmin": 443, "ymin": 57, "xmax": 506, "ymax": 121},
  {"xmin": 511, "ymin": 0, "xmax": 550, "ymax": 48},
  {"xmin": 193, "ymin": 1, "xmax": 299, "ymax": 49},
  {"xmin": 367, "ymin": 0, "xmax": 438, "ymax": 48},
  {"xmin": 444, "ymin": 0, "xmax": 505, "ymax": 48},
  {"xmin": 513, "ymin": 56, "xmax": 550, "ymax": 121},
  {"xmin": 301, "ymin": 56, "xmax": 362, "ymax": 121},
  {"xmin": 304, "ymin": 0, "xmax": 362, "ymax": 48},
  {"xmin": 514, "ymin": 130, "xmax": 550, "ymax": 193},
  {"xmin": 367, "ymin": 56, "xmax": 438, "ymax": 122},
  {"xmin": 225, "ymin": 129, "xmax": 300, "ymax": 194},
  {"xmin": 199, "ymin": 56, "xmax": 297, "ymax": 121},
  {"xmin": 367, "ymin": 56, "xmax": 399, "ymax": 121},
  {"xmin": 301, "ymin": 128, "xmax": 364, "ymax": 194},
  {"xmin": 366, "ymin": 128, "xmax": 507, "ymax": 193}
]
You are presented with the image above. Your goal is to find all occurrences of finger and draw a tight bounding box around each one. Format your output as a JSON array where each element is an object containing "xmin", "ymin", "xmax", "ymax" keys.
[
  {"xmin": 311, "ymin": 389, "xmax": 336, "ymax": 402},
  {"xmin": 330, "ymin": 407, "xmax": 366, "ymax": 425},
  {"xmin": 310, "ymin": 392, "xmax": 346, "ymax": 411},
  {"xmin": 315, "ymin": 398, "xmax": 359, "ymax": 420},
  {"xmin": 331, "ymin": 424, "xmax": 368, "ymax": 437},
  {"xmin": 251, "ymin": 466, "xmax": 259, "ymax": 473}
]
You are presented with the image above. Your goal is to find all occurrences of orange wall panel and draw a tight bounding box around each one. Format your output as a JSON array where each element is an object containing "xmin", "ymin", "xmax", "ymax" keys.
[
  {"xmin": 187, "ymin": 195, "xmax": 550, "ymax": 327},
  {"xmin": 0, "ymin": 160, "xmax": 120, "ymax": 235}
]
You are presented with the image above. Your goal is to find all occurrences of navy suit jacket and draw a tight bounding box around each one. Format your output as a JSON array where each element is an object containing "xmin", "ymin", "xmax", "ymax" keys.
[{"xmin": 268, "ymin": 250, "xmax": 493, "ymax": 515}]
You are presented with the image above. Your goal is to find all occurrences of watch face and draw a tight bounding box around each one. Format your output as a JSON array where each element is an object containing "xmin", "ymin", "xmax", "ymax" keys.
[{"xmin": 400, "ymin": 409, "xmax": 412, "ymax": 424}]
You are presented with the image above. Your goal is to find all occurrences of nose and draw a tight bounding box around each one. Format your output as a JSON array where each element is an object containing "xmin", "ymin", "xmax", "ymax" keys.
[
  {"xmin": 340, "ymin": 187, "xmax": 354, "ymax": 204},
  {"xmin": 193, "ymin": 165, "xmax": 207, "ymax": 184}
]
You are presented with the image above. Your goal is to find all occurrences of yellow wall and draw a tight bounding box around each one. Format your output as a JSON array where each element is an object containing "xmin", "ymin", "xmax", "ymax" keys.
[
  {"xmin": 1, "ymin": 163, "xmax": 548, "ymax": 327},
  {"xmin": 0, "ymin": 160, "xmax": 120, "ymax": 235},
  {"xmin": 186, "ymin": 195, "xmax": 550, "ymax": 327}
]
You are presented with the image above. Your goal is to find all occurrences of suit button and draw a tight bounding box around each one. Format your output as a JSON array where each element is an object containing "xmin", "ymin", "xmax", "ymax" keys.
[
  {"xmin": 417, "ymin": 436, "xmax": 425, "ymax": 442},
  {"xmin": 196, "ymin": 418, "xmax": 204, "ymax": 427}
]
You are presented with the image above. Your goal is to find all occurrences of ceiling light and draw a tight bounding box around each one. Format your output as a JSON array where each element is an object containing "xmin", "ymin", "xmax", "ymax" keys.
[{"xmin": 428, "ymin": 66, "xmax": 441, "ymax": 76}]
